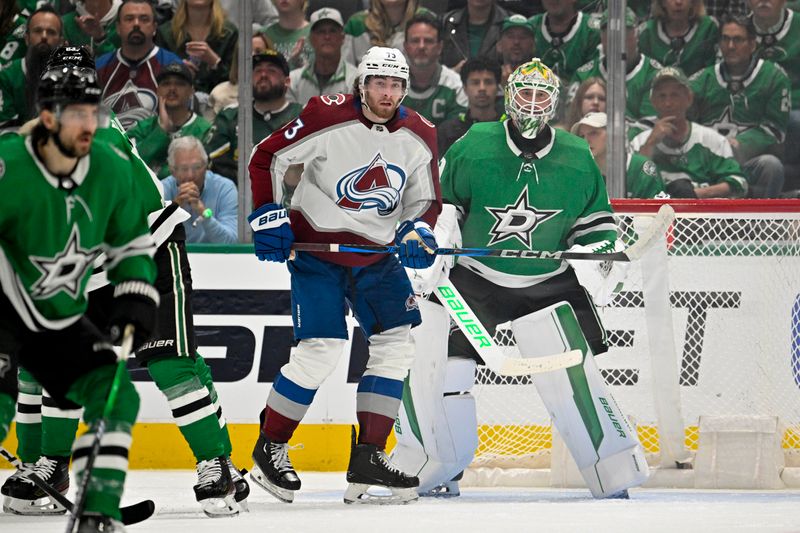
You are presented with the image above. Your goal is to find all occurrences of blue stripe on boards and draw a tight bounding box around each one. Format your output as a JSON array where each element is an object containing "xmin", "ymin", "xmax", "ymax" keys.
[
  {"xmin": 357, "ymin": 375, "xmax": 403, "ymax": 400},
  {"xmin": 272, "ymin": 372, "xmax": 317, "ymax": 405}
]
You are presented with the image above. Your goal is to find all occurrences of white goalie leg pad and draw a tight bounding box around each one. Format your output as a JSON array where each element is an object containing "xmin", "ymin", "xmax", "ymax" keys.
[
  {"xmin": 512, "ymin": 302, "xmax": 650, "ymax": 498},
  {"xmin": 281, "ymin": 337, "xmax": 347, "ymax": 389},
  {"xmin": 392, "ymin": 299, "xmax": 478, "ymax": 494}
]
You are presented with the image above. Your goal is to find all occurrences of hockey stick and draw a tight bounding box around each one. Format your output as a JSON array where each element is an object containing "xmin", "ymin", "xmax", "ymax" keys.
[
  {"xmin": 65, "ymin": 324, "xmax": 136, "ymax": 533},
  {"xmin": 434, "ymin": 278, "xmax": 583, "ymax": 376},
  {"xmin": 0, "ymin": 446, "xmax": 154, "ymax": 525},
  {"xmin": 292, "ymin": 204, "xmax": 676, "ymax": 262}
]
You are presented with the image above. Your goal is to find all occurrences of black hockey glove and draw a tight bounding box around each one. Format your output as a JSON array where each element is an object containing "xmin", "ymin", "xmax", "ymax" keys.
[{"xmin": 107, "ymin": 280, "xmax": 160, "ymax": 350}]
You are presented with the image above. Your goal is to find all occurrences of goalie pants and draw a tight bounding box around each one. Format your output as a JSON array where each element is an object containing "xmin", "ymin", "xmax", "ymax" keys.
[
  {"xmin": 445, "ymin": 265, "xmax": 608, "ymax": 361},
  {"xmin": 12, "ymin": 238, "xmax": 232, "ymax": 465},
  {"xmin": 0, "ymin": 294, "xmax": 138, "ymax": 521}
]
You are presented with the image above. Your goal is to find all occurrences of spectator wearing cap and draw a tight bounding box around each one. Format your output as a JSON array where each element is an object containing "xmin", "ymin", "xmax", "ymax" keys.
[
  {"xmin": 61, "ymin": 0, "xmax": 122, "ymax": 56},
  {"xmin": 287, "ymin": 8, "xmax": 357, "ymax": 106},
  {"xmin": 638, "ymin": 0, "xmax": 719, "ymax": 77},
  {"xmin": 630, "ymin": 67, "xmax": 749, "ymax": 198},
  {"xmin": 127, "ymin": 62, "xmax": 213, "ymax": 179},
  {"xmin": 572, "ymin": 111, "xmax": 666, "ymax": 198},
  {"xmin": 155, "ymin": 0, "xmax": 239, "ymax": 94},
  {"xmin": 497, "ymin": 14, "xmax": 535, "ymax": 85},
  {"xmin": 688, "ymin": 14, "xmax": 787, "ymax": 198},
  {"xmin": 441, "ymin": 0, "xmax": 510, "ymax": 71},
  {"xmin": 261, "ymin": 0, "xmax": 313, "ymax": 70},
  {"xmin": 569, "ymin": 7, "xmax": 662, "ymax": 140},
  {"xmin": 402, "ymin": 12, "xmax": 467, "ymax": 126},
  {"xmin": 96, "ymin": 0, "xmax": 183, "ymax": 130},
  {"xmin": 205, "ymin": 49, "xmax": 303, "ymax": 181},
  {"xmin": 162, "ymin": 136, "xmax": 239, "ymax": 243},
  {"xmin": 529, "ymin": 0, "xmax": 599, "ymax": 84},
  {"xmin": 437, "ymin": 56, "xmax": 504, "ymax": 154}
]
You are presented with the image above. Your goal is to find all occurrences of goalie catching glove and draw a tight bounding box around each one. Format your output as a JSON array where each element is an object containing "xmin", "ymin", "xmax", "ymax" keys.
[
  {"xmin": 396, "ymin": 219, "xmax": 437, "ymax": 269},
  {"xmin": 249, "ymin": 203, "xmax": 295, "ymax": 263},
  {"xmin": 107, "ymin": 280, "xmax": 160, "ymax": 349},
  {"xmin": 567, "ymin": 239, "xmax": 629, "ymax": 307}
]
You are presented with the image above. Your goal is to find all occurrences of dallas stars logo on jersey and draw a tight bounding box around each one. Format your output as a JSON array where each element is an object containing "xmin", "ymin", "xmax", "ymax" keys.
[
  {"xmin": 484, "ymin": 186, "xmax": 561, "ymax": 247},
  {"xmin": 29, "ymin": 226, "xmax": 101, "ymax": 299}
]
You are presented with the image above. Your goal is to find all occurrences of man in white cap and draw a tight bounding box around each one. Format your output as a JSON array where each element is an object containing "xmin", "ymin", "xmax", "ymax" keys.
[
  {"xmin": 571, "ymin": 111, "xmax": 665, "ymax": 198},
  {"xmin": 287, "ymin": 8, "xmax": 357, "ymax": 106}
]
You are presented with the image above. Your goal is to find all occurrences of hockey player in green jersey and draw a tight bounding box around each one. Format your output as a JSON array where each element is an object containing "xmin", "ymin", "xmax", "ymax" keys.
[
  {"xmin": 392, "ymin": 58, "xmax": 649, "ymax": 500},
  {"xmin": 1, "ymin": 47, "xmax": 248, "ymax": 520},
  {"xmin": 637, "ymin": 0, "xmax": 719, "ymax": 77},
  {"xmin": 0, "ymin": 60, "xmax": 158, "ymax": 532},
  {"xmin": 688, "ymin": 14, "xmax": 788, "ymax": 198}
]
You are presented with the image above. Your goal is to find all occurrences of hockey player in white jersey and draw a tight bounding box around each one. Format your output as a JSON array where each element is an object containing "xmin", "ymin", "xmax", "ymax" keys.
[
  {"xmin": 247, "ymin": 46, "xmax": 442, "ymax": 504},
  {"xmin": 392, "ymin": 58, "xmax": 649, "ymax": 499}
]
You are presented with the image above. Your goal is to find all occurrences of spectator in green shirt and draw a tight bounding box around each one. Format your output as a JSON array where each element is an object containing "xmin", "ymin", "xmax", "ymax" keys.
[
  {"xmin": 127, "ymin": 62, "xmax": 213, "ymax": 179},
  {"xmin": 61, "ymin": 0, "xmax": 122, "ymax": 56}
]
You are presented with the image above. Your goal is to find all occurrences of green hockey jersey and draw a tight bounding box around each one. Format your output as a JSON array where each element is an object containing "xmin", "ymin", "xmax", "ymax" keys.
[
  {"xmin": 0, "ymin": 134, "xmax": 156, "ymax": 331},
  {"xmin": 570, "ymin": 52, "xmax": 662, "ymax": 138},
  {"xmin": 529, "ymin": 11, "xmax": 601, "ymax": 84},
  {"xmin": 754, "ymin": 8, "xmax": 800, "ymax": 111},
  {"xmin": 0, "ymin": 14, "xmax": 26, "ymax": 71},
  {"xmin": 61, "ymin": 10, "xmax": 121, "ymax": 57},
  {"xmin": 629, "ymin": 121, "xmax": 748, "ymax": 196},
  {"xmin": 626, "ymin": 152, "xmax": 666, "ymax": 199},
  {"xmin": 404, "ymin": 65, "xmax": 468, "ymax": 127},
  {"xmin": 689, "ymin": 59, "xmax": 791, "ymax": 159},
  {"xmin": 0, "ymin": 58, "xmax": 32, "ymax": 130},
  {"xmin": 440, "ymin": 121, "xmax": 617, "ymax": 288},
  {"xmin": 127, "ymin": 113, "xmax": 213, "ymax": 179},
  {"xmin": 637, "ymin": 16, "xmax": 719, "ymax": 76}
]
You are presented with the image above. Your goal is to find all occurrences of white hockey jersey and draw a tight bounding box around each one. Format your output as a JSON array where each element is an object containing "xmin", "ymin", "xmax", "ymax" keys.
[{"xmin": 249, "ymin": 93, "xmax": 442, "ymax": 267}]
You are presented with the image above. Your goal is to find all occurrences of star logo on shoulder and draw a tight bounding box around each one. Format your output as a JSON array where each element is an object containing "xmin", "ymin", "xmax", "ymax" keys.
[
  {"xmin": 30, "ymin": 226, "xmax": 101, "ymax": 299},
  {"xmin": 485, "ymin": 186, "xmax": 561, "ymax": 248}
]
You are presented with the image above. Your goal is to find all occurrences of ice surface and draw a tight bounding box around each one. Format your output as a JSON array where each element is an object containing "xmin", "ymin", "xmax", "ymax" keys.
[{"xmin": 1, "ymin": 470, "xmax": 799, "ymax": 532}]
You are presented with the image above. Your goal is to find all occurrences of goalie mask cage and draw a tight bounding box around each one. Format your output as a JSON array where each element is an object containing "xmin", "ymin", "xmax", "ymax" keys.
[{"xmin": 467, "ymin": 199, "xmax": 800, "ymax": 486}]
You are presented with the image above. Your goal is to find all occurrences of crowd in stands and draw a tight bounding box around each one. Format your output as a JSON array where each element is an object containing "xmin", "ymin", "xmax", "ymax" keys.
[{"xmin": 2, "ymin": 0, "xmax": 800, "ymax": 243}]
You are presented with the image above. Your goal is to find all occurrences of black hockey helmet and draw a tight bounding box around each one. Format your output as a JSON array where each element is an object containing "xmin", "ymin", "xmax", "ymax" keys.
[
  {"xmin": 45, "ymin": 45, "xmax": 96, "ymax": 72},
  {"xmin": 36, "ymin": 64, "xmax": 102, "ymax": 111}
]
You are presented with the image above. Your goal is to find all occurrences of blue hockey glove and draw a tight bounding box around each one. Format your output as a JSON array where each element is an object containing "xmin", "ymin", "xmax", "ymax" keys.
[
  {"xmin": 395, "ymin": 219, "xmax": 438, "ymax": 269},
  {"xmin": 248, "ymin": 203, "xmax": 295, "ymax": 262}
]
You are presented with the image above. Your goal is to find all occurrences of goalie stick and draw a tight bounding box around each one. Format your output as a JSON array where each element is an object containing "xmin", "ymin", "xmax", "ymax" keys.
[
  {"xmin": 292, "ymin": 204, "xmax": 676, "ymax": 262},
  {"xmin": 434, "ymin": 278, "xmax": 582, "ymax": 376},
  {"xmin": 0, "ymin": 446, "xmax": 155, "ymax": 525}
]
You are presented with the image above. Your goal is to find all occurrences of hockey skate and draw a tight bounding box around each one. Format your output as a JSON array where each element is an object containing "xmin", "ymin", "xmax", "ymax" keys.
[
  {"xmin": 344, "ymin": 427, "xmax": 419, "ymax": 505},
  {"xmin": 194, "ymin": 456, "xmax": 238, "ymax": 518},
  {"xmin": 249, "ymin": 433, "xmax": 301, "ymax": 503},
  {"xmin": 1, "ymin": 455, "xmax": 69, "ymax": 515},
  {"xmin": 77, "ymin": 512, "xmax": 126, "ymax": 532},
  {"xmin": 229, "ymin": 461, "xmax": 250, "ymax": 511},
  {"xmin": 419, "ymin": 472, "xmax": 462, "ymax": 498}
]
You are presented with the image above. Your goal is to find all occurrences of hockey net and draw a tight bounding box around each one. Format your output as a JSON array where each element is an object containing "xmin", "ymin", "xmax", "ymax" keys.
[{"xmin": 469, "ymin": 199, "xmax": 800, "ymax": 476}]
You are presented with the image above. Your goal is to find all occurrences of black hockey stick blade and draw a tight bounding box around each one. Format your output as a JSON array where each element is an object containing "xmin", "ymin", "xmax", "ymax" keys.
[{"xmin": 30, "ymin": 473, "xmax": 155, "ymax": 526}]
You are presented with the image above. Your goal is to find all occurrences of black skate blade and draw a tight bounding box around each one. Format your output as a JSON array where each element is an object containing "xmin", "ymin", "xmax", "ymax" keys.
[
  {"xmin": 249, "ymin": 466, "xmax": 295, "ymax": 503},
  {"xmin": 28, "ymin": 473, "xmax": 155, "ymax": 525}
]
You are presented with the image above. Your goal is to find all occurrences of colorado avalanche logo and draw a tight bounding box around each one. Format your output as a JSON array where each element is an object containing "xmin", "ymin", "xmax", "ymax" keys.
[
  {"xmin": 336, "ymin": 153, "xmax": 406, "ymax": 216},
  {"xmin": 321, "ymin": 93, "xmax": 346, "ymax": 105}
]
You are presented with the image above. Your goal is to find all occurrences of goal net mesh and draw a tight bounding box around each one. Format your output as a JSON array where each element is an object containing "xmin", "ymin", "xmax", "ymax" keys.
[{"xmin": 469, "ymin": 200, "xmax": 800, "ymax": 471}]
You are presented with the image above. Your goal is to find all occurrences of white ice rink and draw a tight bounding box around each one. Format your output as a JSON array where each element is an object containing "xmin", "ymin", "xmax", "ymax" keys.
[{"xmin": 2, "ymin": 470, "xmax": 800, "ymax": 532}]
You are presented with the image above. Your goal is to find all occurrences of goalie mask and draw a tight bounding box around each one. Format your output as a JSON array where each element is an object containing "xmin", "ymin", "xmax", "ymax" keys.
[
  {"xmin": 357, "ymin": 46, "xmax": 410, "ymax": 107},
  {"xmin": 504, "ymin": 58, "xmax": 560, "ymax": 139}
]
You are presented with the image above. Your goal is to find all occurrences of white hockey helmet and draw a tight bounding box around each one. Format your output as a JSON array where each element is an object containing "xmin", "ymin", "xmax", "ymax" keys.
[
  {"xmin": 504, "ymin": 58, "xmax": 560, "ymax": 139},
  {"xmin": 357, "ymin": 46, "xmax": 410, "ymax": 101}
]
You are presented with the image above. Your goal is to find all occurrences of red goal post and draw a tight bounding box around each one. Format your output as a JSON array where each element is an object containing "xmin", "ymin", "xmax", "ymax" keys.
[{"xmin": 467, "ymin": 199, "xmax": 800, "ymax": 484}]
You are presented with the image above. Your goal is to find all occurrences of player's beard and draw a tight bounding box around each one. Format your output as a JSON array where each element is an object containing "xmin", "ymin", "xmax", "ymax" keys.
[
  {"xmin": 364, "ymin": 92, "xmax": 400, "ymax": 121},
  {"xmin": 55, "ymin": 128, "xmax": 93, "ymax": 158}
]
